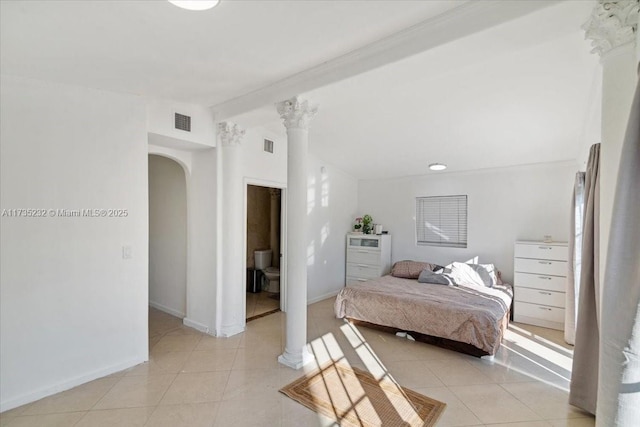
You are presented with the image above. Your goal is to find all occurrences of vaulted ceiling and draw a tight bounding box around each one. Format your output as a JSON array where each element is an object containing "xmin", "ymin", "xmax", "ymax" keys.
[{"xmin": 0, "ymin": 0, "xmax": 600, "ymax": 179}]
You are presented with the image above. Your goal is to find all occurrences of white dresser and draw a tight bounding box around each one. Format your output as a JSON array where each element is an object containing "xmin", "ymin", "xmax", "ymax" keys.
[
  {"xmin": 345, "ymin": 234, "xmax": 392, "ymax": 286},
  {"xmin": 513, "ymin": 241, "xmax": 568, "ymax": 330}
]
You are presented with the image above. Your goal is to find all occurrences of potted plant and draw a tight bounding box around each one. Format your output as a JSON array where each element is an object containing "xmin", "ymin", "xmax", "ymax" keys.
[
  {"xmin": 362, "ymin": 214, "xmax": 373, "ymax": 234},
  {"xmin": 353, "ymin": 217, "xmax": 363, "ymax": 233}
]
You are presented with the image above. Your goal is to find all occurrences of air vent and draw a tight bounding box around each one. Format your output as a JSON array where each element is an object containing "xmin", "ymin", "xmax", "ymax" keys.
[
  {"xmin": 263, "ymin": 139, "xmax": 274, "ymax": 153},
  {"xmin": 174, "ymin": 113, "xmax": 191, "ymax": 132}
]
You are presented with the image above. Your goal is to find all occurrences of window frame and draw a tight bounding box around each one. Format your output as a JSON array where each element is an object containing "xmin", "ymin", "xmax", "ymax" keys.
[{"xmin": 415, "ymin": 195, "xmax": 468, "ymax": 248}]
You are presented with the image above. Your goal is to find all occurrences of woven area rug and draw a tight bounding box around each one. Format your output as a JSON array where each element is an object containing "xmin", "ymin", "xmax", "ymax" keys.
[{"xmin": 280, "ymin": 363, "xmax": 446, "ymax": 427}]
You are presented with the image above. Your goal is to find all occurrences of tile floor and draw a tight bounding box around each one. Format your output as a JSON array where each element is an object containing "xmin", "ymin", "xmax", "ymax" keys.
[
  {"xmin": 246, "ymin": 291, "xmax": 280, "ymax": 320},
  {"xmin": 0, "ymin": 298, "xmax": 595, "ymax": 427}
]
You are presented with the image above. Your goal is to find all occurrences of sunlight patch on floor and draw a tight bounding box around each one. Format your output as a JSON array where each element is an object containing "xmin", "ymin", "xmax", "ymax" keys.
[{"xmin": 306, "ymin": 323, "xmax": 424, "ymax": 426}]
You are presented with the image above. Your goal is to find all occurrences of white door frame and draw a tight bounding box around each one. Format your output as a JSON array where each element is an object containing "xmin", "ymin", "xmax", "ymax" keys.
[{"xmin": 242, "ymin": 178, "xmax": 287, "ymax": 323}]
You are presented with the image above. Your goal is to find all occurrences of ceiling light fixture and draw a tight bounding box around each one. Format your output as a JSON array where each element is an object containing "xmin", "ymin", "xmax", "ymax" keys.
[
  {"xmin": 168, "ymin": 0, "xmax": 220, "ymax": 11},
  {"xmin": 429, "ymin": 163, "xmax": 447, "ymax": 171}
]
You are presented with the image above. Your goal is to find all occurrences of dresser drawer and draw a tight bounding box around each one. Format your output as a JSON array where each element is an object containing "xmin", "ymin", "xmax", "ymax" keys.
[
  {"xmin": 347, "ymin": 249, "xmax": 381, "ymax": 266},
  {"xmin": 346, "ymin": 276, "xmax": 371, "ymax": 286},
  {"xmin": 515, "ymin": 243, "xmax": 568, "ymax": 261},
  {"xmin": 347, "ymin": 236, "xmax": 381, "ymax": 251},
  {"xmin": 514, "ymin": 272, "xmax": 566, "ymax": 292},
  {"xmin": 346, "ymin": 263, "xmax": 380, "ymax": 279},
  {"xmin": 515, "ymin": 287, "xmax": 565, "ymax": 308},
  {"xmin": 514, "ymin": 258, "xmax": 567, "ymax": 277},
  {"xmin": 514, "ymin": 301, "xmax": 565, "ymax": 330}
]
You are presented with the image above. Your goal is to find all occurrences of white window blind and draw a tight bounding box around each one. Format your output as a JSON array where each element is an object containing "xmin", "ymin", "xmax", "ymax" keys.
[{"xmin": 416, "ymin": 195, "xmax": 467, "ymax": 248}]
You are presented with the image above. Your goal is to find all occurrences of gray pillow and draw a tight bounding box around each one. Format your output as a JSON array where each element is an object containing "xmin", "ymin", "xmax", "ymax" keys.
[{"xmin": 417, "ymin": 269, "xmax": 455, "ymax": 286}]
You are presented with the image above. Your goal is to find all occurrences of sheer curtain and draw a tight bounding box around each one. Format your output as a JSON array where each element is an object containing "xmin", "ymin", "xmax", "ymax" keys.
[
  {"xmin": 597, "ymin": 76, "xmax": 640, "ymax": 426},
  {"xmin": 569, "ymin": 143, "xmax": 600, "ymax": 415},
  {"xmin": 565, "ymin": 172, "xmax": 585, "ymax": 345}
]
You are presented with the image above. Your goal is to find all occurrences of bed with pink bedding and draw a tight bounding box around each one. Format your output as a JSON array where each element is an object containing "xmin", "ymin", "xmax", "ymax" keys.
[{"xmin": 334, "ymin": 273, "xmax": 513, "ymax": 356}]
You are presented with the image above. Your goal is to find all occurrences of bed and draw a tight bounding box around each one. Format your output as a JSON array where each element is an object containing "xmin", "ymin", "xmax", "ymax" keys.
[{"xmin": 334, "ymin": 267, "xmax": 513, "ymax": 357}]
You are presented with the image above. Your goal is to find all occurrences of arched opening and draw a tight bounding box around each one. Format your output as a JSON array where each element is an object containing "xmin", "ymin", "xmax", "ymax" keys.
[{"xmin": 148, "ymin": 154, "xmax": 188, "ymax": 320}]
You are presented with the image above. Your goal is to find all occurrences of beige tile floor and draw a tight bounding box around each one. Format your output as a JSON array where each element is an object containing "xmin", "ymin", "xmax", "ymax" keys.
[
  {"xmin": 0, "ymin": 299, "xmax": 595, "ymax": 427},
  {"xmin": 246, "ymin": 291, "xmax": 280, "ymax": 320}
]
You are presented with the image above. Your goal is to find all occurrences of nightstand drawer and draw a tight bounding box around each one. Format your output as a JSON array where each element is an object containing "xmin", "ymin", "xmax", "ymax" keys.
[
  {"xmin": 515, "ymin": 287, "xmax": 565, "ymax": 308},
  {"xmin": 347, "ymin": 249, "xmax": 382, "ymax": 266},
  {"xmin": 515, "ymin": 243, "xmax": 568, "ymax": 261},
  {"xmin": 515, "ymin": 258, "xmax": 567, "ymax": 277},
  {"xmin": 346, "ymin": 263, "xmax": 380, "ymax": 279},
  {"xmin": 513, "ymin": 301, "xmax": 564, "ymax": 325},
  {"xmin": 514, "ymin": 272, "xmax": 566, "ymax": 292}
]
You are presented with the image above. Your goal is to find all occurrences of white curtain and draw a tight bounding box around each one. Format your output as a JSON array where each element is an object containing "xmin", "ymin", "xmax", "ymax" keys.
[
  {"xmin": 565, "ymin": 172, "xmax": 585, "ymax": 345},
  {"xmin": 597, "ymin": 76, "xmax": 640, "ymax": 426},
  {"xmin": 569, "ymin": 143, "xmax": 600, "ymax": 415}
]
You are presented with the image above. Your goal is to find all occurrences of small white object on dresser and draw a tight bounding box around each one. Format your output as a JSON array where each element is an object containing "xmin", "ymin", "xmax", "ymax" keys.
[
  {"xmin": 513, "ymin": 240, "xmax": 568, "ymax": 330},
  {"xmin": 345, "ymin": 234, "xmax": 391, "ymax": 286}
]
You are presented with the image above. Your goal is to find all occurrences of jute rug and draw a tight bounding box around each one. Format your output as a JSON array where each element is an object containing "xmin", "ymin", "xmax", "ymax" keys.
[{"xmin": 279, "ymin": 363, "xmax": 446, "ymax": 427}]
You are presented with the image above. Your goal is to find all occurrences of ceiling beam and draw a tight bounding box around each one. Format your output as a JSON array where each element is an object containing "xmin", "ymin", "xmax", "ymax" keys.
[{"xmin": 211, "ymin": 0, "xmax": 560, "ymax": 120}]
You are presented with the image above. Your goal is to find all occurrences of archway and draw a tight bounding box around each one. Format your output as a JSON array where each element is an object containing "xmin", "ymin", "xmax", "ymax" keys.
[{"xmin": 148, "ymin": 154, "xmax": 188, "ymax": 319}]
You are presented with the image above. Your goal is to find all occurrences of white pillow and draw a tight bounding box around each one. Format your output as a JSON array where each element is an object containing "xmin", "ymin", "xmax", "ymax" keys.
[{"xmin": 449, "ymin": 262, "xmax": 497, "ymax": 288}]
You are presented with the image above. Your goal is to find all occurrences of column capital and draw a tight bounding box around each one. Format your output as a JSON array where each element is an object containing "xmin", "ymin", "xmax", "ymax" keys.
[
  {"xmin": 583, "ymin": 0, "xmax": 639, "ymax": 57},
  {"xmin": 217, "ymin": 122, "xmax": 245, "ymax": 147},
  {"xmin": 276, "ymin": 97, "xmax": 318, "ymax": 130}
]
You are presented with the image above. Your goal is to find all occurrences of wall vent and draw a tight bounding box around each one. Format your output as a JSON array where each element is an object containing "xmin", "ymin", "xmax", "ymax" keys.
[
  {"xmin": 263, "ymin": 139, "xmax": 274, "ymax": 153},
  {"xmin": 174, "ymin": 113, "xmax": 191, "ymax": 132}
]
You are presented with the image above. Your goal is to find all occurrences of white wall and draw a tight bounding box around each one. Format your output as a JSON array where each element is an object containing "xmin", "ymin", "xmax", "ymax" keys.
[
  {"xmin": 241, "ymin": 127, "xmax": 287, "ymax": 185},
  {"xmin": 187, "ymin": 149, "xmax": 218, "ymax": 333},
  {"xmin": 358, "ymin": 162, "xmax": 576, "ymax": 284},
  {"xmin": 148, "ymin": 155, "xmax": 187, "ymax": 318},
  {"xmin": 0, "ymin": 75, "xmax": 148, "ymax": 410},
  {"xmin": 307, "ymin": 156, "xmax": 359, "ymax": 303},
  {"xmin": 147, "ymin": 98, "xmax": 215, "ymax": 148}
]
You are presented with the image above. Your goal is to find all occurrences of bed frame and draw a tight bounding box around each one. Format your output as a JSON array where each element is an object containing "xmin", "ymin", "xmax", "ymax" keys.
[{"xmin": 347, "ymin": 310, "xmax": 510, "ymax": 358}]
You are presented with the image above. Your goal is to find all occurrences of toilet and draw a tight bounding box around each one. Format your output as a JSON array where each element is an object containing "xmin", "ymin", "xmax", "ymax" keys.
[
  {"xmin": 254, "ymin": 250, "xmax": 280, "ymax": 293},
  {"xmin": 263, "ymin": 267, "xmax": 280, "ymax": 293}
]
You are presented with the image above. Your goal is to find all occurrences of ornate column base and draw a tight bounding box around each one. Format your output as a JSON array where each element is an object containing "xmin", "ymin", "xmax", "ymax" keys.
[{"xmin": 278, "ymin": 346, "xmax": 314, "ymax": 370}]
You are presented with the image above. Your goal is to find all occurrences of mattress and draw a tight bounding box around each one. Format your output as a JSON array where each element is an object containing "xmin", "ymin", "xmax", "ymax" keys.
[{"xmin": 334, "ymin": 274, "xmax": 513, "ymax": 355}]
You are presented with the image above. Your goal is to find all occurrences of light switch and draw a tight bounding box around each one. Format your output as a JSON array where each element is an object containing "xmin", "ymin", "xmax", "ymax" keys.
[{"xmin": 122, "ymin": 245, "xmax": 132, "ymax": 259}]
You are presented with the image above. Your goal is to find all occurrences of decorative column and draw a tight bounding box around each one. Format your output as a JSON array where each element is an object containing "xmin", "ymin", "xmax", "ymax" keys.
[
  {"xmin": 276, "ymin": 97, "xmax": 317, "ymax": 369},
  {"xmin": 217, "ymin": 122, "xmax": 246, "ymax": 337},
  {"xmin": 581, "ymin": 1, "xmax": 639, "ymax": 425},
  {"xmin": 269, "ymin": 189, "xmax": 281, "ymax": 268},
  {"xmin": 583, "ymin": 0, "xmax": 639, "ymax": 290}
]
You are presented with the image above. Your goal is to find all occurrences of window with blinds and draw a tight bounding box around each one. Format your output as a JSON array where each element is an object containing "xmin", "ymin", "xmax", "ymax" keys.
[{"xmin": 416, "ymin": 195, "xmax": 468, "ymax": 248}]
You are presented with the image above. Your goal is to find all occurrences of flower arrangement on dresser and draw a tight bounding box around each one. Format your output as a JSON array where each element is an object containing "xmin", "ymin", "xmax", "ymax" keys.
[{"xmin": 353, "ymin": 214, "xmax": 373, "ymax": 234}]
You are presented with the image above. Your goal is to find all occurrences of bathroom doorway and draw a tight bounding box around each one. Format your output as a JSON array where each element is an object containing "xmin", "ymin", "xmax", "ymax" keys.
[{"xmin": 245, "ymin": 184, "xmax": 283, "ymax": 321}]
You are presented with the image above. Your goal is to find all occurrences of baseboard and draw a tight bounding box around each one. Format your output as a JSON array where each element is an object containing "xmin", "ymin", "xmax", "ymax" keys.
[
  {"xmin": 307, "ymin": 289, "xmax": 341, "ymax": 305},
  {"xmin": 149, "ymin": 301, "xmax": 185, "ymax": 319},
  {"xmin": 0, "ymin": 355, "xmax": 147, "ymax": 413},
  {"xmin": 183, "ymin": 317, "xmax": 210, "ymax": 334},
  {"xmin": 216, "ymin": 324, "xmax": 245, "ymax": 337}
]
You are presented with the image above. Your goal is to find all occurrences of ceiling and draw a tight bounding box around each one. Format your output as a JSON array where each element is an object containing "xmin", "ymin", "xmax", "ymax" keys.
[
  {"xmin": 0, "ymin": 0, "xmax": 465, "ymax": 105},
  {"xmin": 1, "ymin": 0, "xmax": 601, "ymax": 180}
]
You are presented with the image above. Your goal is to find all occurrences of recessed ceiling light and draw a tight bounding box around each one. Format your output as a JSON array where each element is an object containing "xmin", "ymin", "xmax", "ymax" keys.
[
  {"xmin": 168, "ymin": 0, "xmax": 220, "ymax": 11},
  {"xmin": 429, "ymin": 163, "xmax": 447, "ymax": 171}
]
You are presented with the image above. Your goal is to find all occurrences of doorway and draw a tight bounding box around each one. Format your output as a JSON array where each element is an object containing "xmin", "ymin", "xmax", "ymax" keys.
[
  {"xmin": 245, "ymin": 184, "xmax": 282, "ymax": 321},
  {"xmin": 148, "ymin": 154, "xmax": 187, "ymax": 320}
]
